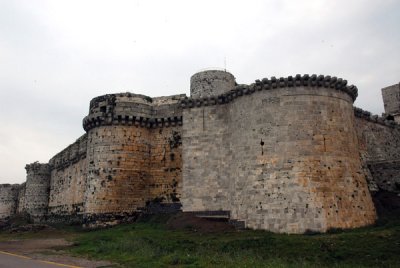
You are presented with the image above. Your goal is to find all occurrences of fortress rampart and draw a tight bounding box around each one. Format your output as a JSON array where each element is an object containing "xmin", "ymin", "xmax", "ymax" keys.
[
  {"xmin": 182, "ymin": 73, "xmax": 375, "ymax": 233},
  {"xmin": 0, "ymin": 70, "xmax": 399, "ymax": 233},
  {"xmin": 0, "ymin": 184, "xmax": 19, "ymax": 219},
  {"xmin": 47, "ymin": 134, "xmax": 87, "ymax": 222}
]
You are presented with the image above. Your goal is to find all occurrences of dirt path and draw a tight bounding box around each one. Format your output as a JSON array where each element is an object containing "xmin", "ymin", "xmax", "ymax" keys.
[{"xmin": 0, "ymin": 238, "xmax": 115, "ymax": 268}]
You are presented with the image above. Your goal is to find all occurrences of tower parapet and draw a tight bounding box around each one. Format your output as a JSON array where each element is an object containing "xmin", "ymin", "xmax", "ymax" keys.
[
  {"xmin": 25, "ymin": 162, "xmax": 51, "ymax": 222},
  {"xmin": 382, "ymin": 83, "xmax": 400, "ymax": 123},
  {"xmin": 190, "ymin": 70, "xmax": 236, "ymax": 98},
  {"xmin": 83, "ymin": 93, "xmax": 185, "ymax": 131},
  {"xmin": 183, "ymin": 74, "xmax": 357, "ymax": 108}
]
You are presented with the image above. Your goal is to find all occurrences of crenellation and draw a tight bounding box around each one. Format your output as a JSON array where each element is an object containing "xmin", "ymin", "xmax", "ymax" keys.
[
  {"xmin": 354, "ymin": 107, "xmax": 400, "ymax": 128},
  {"xmin": 83, "ymin": 93, "xmax": 185, "ymax": 131}
]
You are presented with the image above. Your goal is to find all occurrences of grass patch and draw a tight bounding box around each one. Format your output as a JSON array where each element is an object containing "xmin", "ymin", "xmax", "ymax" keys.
[{"xmin": 67, "ymin": 215, "xmax": 400, "ymax": 268}]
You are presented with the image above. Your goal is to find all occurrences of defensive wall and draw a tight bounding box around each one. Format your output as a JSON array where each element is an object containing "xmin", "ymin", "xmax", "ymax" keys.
[
  {"xmin": 181, "ymin": 73, "xmax": 376, "ymax": 233},
  {"xmin": 0, "ymin": 184, "xmax": 19, "ymax": 220},
  {"xmin": 0, "ymin": 70, "xmax": 399, "ymax": 233}
]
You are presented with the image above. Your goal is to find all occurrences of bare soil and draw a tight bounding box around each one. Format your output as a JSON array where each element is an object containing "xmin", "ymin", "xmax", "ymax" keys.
[{"xmin": 0, "ymin": 237, "xmax": 116, "ymax": 268}]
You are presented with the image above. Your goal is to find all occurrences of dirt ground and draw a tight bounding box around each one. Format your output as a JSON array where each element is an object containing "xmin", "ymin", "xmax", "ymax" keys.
[{"xmin": 0, "ymin": 237, "xmax": 115, "ymax": 268}]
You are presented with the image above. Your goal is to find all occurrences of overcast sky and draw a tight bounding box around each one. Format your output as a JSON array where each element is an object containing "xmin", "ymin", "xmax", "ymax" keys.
[{"xmin": 0, "ymin": 0, "xmax": 399, "ymax": 184}]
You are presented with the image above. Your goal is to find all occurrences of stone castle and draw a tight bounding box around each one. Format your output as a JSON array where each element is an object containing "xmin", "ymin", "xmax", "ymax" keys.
[{"xmin": 1, "ymin": 70, "xmax": 400, "ymax": 233}]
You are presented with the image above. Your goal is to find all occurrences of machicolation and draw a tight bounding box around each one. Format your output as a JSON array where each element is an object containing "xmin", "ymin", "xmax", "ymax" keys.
[{"xmin": 1, "ymin": 69, "xmax": 400, "ymax": 233}]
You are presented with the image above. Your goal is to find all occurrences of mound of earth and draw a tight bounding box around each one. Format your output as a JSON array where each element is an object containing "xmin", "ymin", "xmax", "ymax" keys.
[
  {"xmin": 166, "ymin": 212, "xmax": 236, "ymax": 233},
  {"xmin": 373, "ymin": 190, "xmax": 400, "ymax": 217}
]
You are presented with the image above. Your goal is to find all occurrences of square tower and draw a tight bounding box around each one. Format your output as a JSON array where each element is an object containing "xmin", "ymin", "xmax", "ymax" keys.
[{"xmin": 382, "ymin": 83, "xmax": 400, "ymax": 123}]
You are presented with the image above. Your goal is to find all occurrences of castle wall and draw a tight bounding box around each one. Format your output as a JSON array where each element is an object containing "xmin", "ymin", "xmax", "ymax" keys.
[
  {"xmin": 16, "ymin": 182, "xmax": 26, "ymax": 213},
  {"xmin": 0, "ymin": 184, "xmax": 19, "ymax": 219},
  {"xmin": 148, "ymin": 126, "xmax": 182, "ymax": 206},
  {"xmin": 47, "ymin": 134, "xmax": 87, "ymax": 221},
  {"xmin": 24, "ymin": 163, "xmax": 51, "ymax": 222},
  {"xmin": 182, "ymin": 76, "xmax": 376, "ymax": 233},
  {"xmin": 354, "ymin": 113, "xmax": 400, "ymax": 193},
  {"xmin": 147, "ymin": 96, "xmax": 184, "ymax": 207},
  {"xmin": 182, "ymin": 104, "xmax": 231, "ymax": 212}
]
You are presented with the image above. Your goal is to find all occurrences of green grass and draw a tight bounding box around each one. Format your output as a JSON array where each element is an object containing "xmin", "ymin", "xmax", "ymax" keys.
[{"xmin": 67, "ymin": 215, "xmax": 400, "ymax": 268}]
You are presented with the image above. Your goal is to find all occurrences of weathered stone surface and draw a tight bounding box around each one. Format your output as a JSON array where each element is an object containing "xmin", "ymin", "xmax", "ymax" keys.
[
  {"xmin": 0, "ymin": 184, "xmax": 19, "ymax": 219},
  {"xmin": 354, "ymin": 115, "xmax": 400, "ymax": 194},
  {"xmin": 182, "ymin": 86, "xmax": 376, "ymax": 233},
  {"xmin": 382, "ymin": 83, "xmax": 400, "ymax": 122},
  {"xmin": 190, "ymin": 70, "xmax": 236, "ymax": 98},
  {"xmin": 24, "ymin": 163, "xmax": 51, "ymax": 222},
  {"xmin": 16, "ymin": 183, "xmax": 26, "ymax": 214},
  {"xmin": 47, "ymin": 135, "xmax": 87, "ymax": 221}
]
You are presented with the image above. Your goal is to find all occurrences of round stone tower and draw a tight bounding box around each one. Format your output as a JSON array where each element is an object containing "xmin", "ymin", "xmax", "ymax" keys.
[
  {"xmin": 82, "ymin": 93, "xmax": 153, "ymax": 221},
  {"xmin": 190, "ymin": 69, "xmax": 236, "ymax": 98},
  {"xmin": 82, "ymin": 92, "xmax": 184, "ymax": 223},
  {"xmin": 24, "ymin": 162, "xmax": 51, "ymax": 222},
  {"xmin": 181, "ymin": 74, "xmax": 376, "ymax": 233}
]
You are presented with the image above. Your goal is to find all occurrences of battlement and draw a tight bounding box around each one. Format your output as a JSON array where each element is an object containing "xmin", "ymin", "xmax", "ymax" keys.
[
  {"xmin": 382, "ymin": 83, "xmax": 400, "ymax": 123},
  {"xmin": 181, "ymin": 74, "xmax": 358, "ymax": 109},
  {"xmin": 49, "ymin": 134, "xmax": 87, "ymax": 171},
  {"xmin": 25, "ymin": 162, "xmax": 51, "ymax": 174},
  {"xmin": 83, "ymin": 93, "xmax": 186, "ymax": 131},
  {"xmin": 354, "ymin": 107, "xmax": 399, "ymax": 128}
]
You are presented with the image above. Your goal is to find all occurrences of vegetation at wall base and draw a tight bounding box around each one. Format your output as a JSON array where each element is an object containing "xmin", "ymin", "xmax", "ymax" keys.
[{"xmin": 66, "ymin": 213, "xmax": 400, "ymax": 268}]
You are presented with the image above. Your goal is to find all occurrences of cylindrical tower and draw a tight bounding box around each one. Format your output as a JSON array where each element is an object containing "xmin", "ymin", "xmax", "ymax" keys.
[
  {"xmin": 181, "ymin": 74, "xmax": 376, "ymax": 233},
  {"xmin": 190, "ymin": 70, "xmax": 236, "ymax": 98},
  {"xmin": 82, "ymin": 94, "xmax": 152, "ymax": 222},
  {"xmin": 82, "ymin": 93, "xmax": 184, "ymax": 223},
  {"xmin": 25, "ymin": 162, "xmax": 51, "ymax": 222}
]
